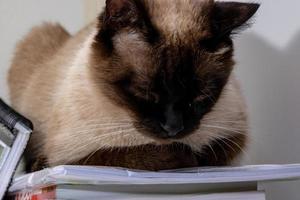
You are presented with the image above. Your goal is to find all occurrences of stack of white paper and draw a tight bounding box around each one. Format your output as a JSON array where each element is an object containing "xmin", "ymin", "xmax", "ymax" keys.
[
  {"xmin": 10, "ymin": 164, "xmax": 300, "ymax": 190},
  {"xmin": 8, "ymin": 164, "xmax": 300, "ymax": 200}
]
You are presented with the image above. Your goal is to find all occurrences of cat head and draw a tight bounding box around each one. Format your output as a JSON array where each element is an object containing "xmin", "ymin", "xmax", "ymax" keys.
[{"xmin": 90, "ymin": 0, "xmax": 259, "ymax": 140}]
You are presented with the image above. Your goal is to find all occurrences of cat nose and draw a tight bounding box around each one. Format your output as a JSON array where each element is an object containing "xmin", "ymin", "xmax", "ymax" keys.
[
  {"xmin": 160, "ymin": 122, "xmax": 184, "ymax": 137},
  {"xmin": 161, "ymin": 103, "xmax": 184, "ymax": 137}
]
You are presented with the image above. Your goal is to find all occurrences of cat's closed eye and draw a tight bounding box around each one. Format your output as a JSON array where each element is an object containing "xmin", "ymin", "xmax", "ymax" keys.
[
  {"xmin": 121, "ymin": 81, "xmax": 160, "ymax": 104},
  {"xmin": 194, "ymin": 94, "xmax": 208, "ymax": 102},
  {"xmin": 200, "ymin": 36, "xmax": 233, "ymax": 53},
  {"xmin": 133, "ymin": 88, "xmax": 159, "ymax": 104}
]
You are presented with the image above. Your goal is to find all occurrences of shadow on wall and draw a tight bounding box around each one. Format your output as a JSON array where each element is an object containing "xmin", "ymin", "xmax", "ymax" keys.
[
  {"xmin": 235, "ymin": 31, "xmax": 300, "ymax": 200},
  {"xmin": 235, "ymin": 31, "xmax": 300, "ymax": 164}
]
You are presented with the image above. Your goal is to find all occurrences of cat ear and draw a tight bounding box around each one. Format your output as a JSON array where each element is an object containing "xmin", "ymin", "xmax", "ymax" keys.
[
  {"xmin": 103, "ymin": 0, "xmax": 139, "ymax": 29},
  {"xmin": 212, "ymin": 2, "xmax": 260, "ymax": 36}
]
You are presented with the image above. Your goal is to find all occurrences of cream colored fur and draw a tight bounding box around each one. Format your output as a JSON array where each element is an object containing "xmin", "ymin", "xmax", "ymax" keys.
[{"xmin": 8, "ymin": 5, "xmax": 248, "ymax": 166}]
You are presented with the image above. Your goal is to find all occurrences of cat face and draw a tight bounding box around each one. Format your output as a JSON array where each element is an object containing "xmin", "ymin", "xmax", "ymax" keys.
[{"xmin": 91, "ymin": 0, "xmax": 259, "ymax": 139}]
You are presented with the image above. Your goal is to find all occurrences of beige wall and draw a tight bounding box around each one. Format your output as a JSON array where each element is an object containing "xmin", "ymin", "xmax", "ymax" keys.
[
  {"xmin": 0, "ymin": 0, "xmax": 84, "ymax": 102},
  {"xmin": 84, "ymin": 0, "xmax": 105, "ymax": 23}
]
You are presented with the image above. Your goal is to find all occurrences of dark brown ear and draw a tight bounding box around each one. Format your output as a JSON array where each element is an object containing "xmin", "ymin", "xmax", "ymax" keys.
[
  {"xmin": 96, "ymin": 0, "xmax": 159, "ymax": 53},
  {"xmin": 212, "ymin": 2, "xmax": 260, "ymax": 36},
  {"xmin": 95, "ymin": 0, "xmax": 141, "ymax": 53},
  {"xmin": 104, "ymin": 0, "xmax": 139, "ymax": 30}
]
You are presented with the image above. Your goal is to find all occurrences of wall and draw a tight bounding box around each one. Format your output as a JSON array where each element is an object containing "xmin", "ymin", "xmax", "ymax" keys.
[
  {"xmin": 231, "ymin": 0, "xmax": 300, "ymax": 165},
  {"xmin": 84, "ymin": 0, "xmax": 104, "ymax": 24},
  {"xmin": 232, "ymin": 0, "xmax": 300, "ymax": 199},
  {"xmin": 0, "ymin": 0, "xmax": 84, "ymax": 102}
]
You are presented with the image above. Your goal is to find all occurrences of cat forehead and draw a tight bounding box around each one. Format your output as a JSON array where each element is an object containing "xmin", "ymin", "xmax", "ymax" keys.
[
  {"xmin": 145, "ymin": 0, "xmax": 213, "ymax": 42},
  {"xmin": 114, "ymin": 31, "xmax": 196, "ymax": 78}
]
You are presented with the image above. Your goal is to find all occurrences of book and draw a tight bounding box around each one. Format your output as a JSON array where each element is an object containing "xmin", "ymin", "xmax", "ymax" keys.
[
  {"xmin": 7, "ymin": 164, "xmax": 300, "ymax": 199},
  {"xmin": 10, "ymin": 186, "xmax": 266, "ymax": 200},
  {"xmin": 0, "ymin": 99, "xmax": 33, "ymax": 200}
]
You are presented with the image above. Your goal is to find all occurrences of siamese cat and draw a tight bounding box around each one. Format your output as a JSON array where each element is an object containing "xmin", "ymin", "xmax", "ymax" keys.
[{"xmin": 8, "ymin": 0, "xmax": 259, "ymax": 171}]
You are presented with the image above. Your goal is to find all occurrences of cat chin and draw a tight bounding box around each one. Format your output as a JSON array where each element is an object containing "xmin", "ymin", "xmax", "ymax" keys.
[{"xmin": 73, "ymin": 143, "xmax": 200, "ymax": 171}]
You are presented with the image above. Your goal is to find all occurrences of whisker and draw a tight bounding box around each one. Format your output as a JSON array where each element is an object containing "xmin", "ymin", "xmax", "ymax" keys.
[
  {"xmin": 76, "ymin": 127, "xmax": 136, "ymax": 137},
  {"xmin": 221, "ymin": 136, "xmax": 251, "ymax": 161},
  {"xmin": 201, "ymin": 90, "xmax": 216, "ymax": 104},
  {"xmin": 83, "ymin": 133, "xmax": 131, "ymax": 164},
  {"xmin": 209, "ymin": 134, "xmax": 251, "ymax": 163},
  {"xmin": 183, "ymin": 138, "xmax": 205, "ymax": 157},
  {"xmin": 202, "ymin": 119, "xmax": 247, "ymax": 123},
  {"xmin": 219, "ymin": 139, "xmax": 237, "ymax": 153},
  {"xmin": 201, "ymin": 123, "xmax": 248, "ymax": 129},
  {"xmin": 201, "ymin": 124, "xmax": 246, "ymax": 135},
  {"xmin": 69, "ymin": 123, "xmax": 133, "ymax": 132},
  {"xmin": 77, "ymin": 130, "xmax": 134, "ymax": 150},
  {"xmin": 83, "ymin": 146, "xmax": 104, "ymax": 165},
  {"xmin": 208, "ymin": 109, "xmax": 244, "ymax": 113},
  {"xmin": 207, "ymin": 143, "xmax": 218, "ymax": 161},
  {"xmin": 75, "ymin": 121, "xmax": 132, "ymax": 126},
  {"xmin": 74, "ymin": 119, "xmax": 132, "ymax": 124},
  {"xmin": 211, "ymin": 138, "xmax": 228, "ymax": 160}
]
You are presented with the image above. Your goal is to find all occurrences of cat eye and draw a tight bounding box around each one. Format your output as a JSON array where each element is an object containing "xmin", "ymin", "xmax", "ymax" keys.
[
  {"xmin": 146, "ymin": 92, "xmax": 159, "ymax": 104},
  {"xmin": 194, "ymin": 95, "xmax": 207, "ymax": 103},
  {"xmin": 130, "ymin": 87, "xmax": 159, "ymax": 104},
  {"xmin": 200, "ymin": 36, "xmax": 232, "ymax": 53},
  {"xmin": 115, "ymin": 76, "xmax": 160, "ymax": 105}
]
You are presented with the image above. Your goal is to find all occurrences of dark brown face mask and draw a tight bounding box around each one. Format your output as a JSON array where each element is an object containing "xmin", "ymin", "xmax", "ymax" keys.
[{"xmin": 91, "ymin": 0, "xmax": 259, "ymax": 140}]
